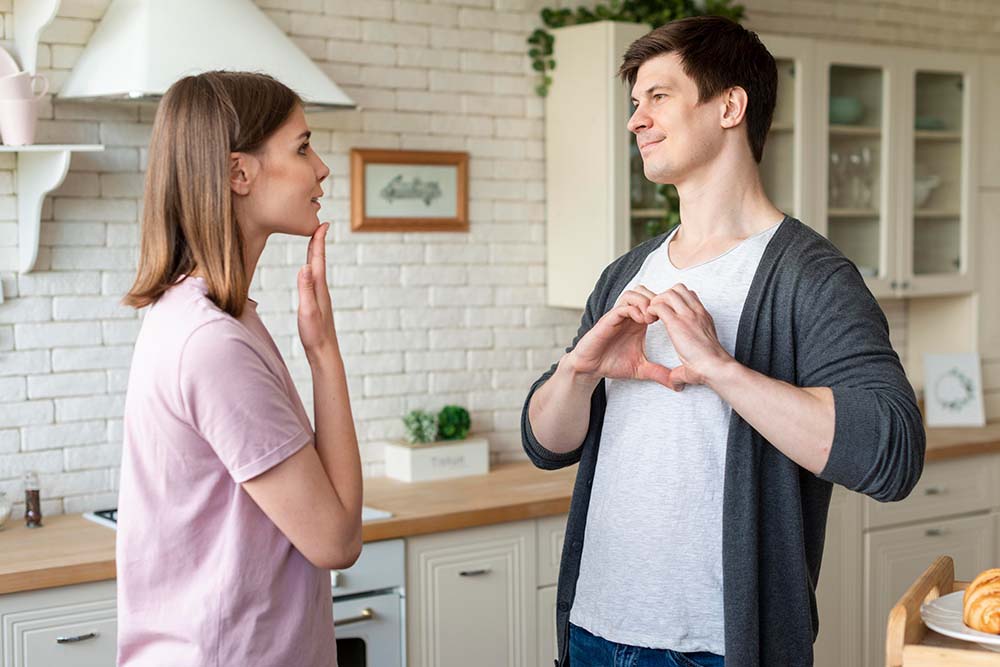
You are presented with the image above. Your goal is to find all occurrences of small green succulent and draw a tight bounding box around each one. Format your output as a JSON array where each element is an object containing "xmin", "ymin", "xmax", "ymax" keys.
[
  {"xmin": 437, "ymin": 405, "xmax": 471, "ymax": 441},
  {"xmin": 402, "ymin": 409, "xmax": 438, "ymax": 444}
]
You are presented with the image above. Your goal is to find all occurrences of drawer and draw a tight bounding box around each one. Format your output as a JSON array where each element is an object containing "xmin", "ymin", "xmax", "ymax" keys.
[
  {"xmin": 537, "ymin": 514, "xmax": 567, "ymax": 588},
  {"xmin": 863, "ymin": 455, "xmax": 998, "ymax": 529},
  {"xmin": 333, "ymin": 538, "xmax": 404, "ymax": 597},
  {"xmin": 0, "ymin": 580, "xmax": 117, "ymax": 667}
]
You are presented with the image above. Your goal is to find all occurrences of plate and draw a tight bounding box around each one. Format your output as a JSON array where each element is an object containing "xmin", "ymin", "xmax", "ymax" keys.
[
  {"xmin": 0, "ymin": 45, "xmax": 18, "ymax": 78},
  {"xmin": 920, "ymin": 590, "xmax": 1000, "ymax": 652}
]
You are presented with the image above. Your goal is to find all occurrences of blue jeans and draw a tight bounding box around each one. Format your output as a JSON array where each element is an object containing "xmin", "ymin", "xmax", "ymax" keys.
[{"xmin": 569, "ymin": 623, "xmax": 725, "ymax": 667}]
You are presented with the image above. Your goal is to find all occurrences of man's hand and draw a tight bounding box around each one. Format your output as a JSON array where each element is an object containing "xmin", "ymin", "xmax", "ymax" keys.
[
  {"xmin": 565, "ymin": 289, "xmax": 676, "ymax": 389},
  {"xmin": 642, "ymin": 283, "xmax": 734, "ymax": 388}
]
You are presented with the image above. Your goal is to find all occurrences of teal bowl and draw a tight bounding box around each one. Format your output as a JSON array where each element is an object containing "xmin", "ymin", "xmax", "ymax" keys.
[{"xmin": 829, "ymin": 96, "xmax": 864, "ymax": 125}]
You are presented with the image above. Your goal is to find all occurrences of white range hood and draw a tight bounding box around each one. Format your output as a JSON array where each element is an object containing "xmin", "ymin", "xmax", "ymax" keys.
[{"xmin": 58, "ymin": 0, "xmax": 355, "ymax": 109}]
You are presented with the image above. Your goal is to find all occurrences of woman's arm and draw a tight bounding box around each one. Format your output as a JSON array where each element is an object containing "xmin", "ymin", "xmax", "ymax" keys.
[{"xmin": 242, "ymin": 223, "xmax": 363, "ymax": 569}]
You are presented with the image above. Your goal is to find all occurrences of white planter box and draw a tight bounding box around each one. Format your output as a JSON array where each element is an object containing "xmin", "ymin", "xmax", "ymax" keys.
[{"xmin": 382, "ymin": 437, "xmax": 489, "ymax": 483}]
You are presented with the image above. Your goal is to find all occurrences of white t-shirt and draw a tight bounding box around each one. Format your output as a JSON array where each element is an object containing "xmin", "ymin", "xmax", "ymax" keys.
[{"xmin": 570, "ymin": 219, "xmax": 784, "ymax": 654}]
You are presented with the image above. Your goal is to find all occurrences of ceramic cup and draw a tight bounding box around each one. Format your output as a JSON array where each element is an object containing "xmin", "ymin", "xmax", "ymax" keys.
[
  {"xmin": 0, "ymin": 71, "xmax": 48, "ymax": 101},
  {"xmin": 0, "ymin": 97, "xmax": 38, "ymax": 145}
]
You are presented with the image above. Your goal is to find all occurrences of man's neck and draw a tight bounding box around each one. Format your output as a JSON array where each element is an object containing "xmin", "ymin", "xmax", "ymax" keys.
[{"xmin": 669, "ymin": 159, "xmax": 785, "ymax": 245}]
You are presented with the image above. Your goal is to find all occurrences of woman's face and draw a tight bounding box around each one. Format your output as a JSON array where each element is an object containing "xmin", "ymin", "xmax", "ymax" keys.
[{"xmin": 235, "ymin": 104, "xmax": 330, "ymax": 240}]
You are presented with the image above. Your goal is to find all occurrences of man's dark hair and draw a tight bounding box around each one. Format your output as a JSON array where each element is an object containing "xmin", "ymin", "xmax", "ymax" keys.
[{"xmin": 619, "ymin": 16, "xmax": 777, "ymax": 163}]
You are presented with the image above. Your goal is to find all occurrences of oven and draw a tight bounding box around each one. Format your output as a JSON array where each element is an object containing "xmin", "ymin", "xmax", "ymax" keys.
[{"xmin": 332, "ymin": 538, "xmax": 406, "ymax": 667}]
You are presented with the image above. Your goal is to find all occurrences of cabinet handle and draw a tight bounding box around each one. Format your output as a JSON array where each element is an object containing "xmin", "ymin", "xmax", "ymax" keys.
[
  {"xmin": 890, "ymin": 280, "xmax": 898, "ymax": 289},
  {"xmin": 923, "ymin": 486, "xmax": 946, "ymax": 496},
  {"xmin": 334, "ymin": 608, "xmax": 375, "ymax": 627},
  {"xmin": 459, "ymin": 568, "xmax": 492, "ymax": 577},
  {"xmin": 56, "ymin": 632, "xmax": 97, "ymax": 644},
  {"xmin": 901, "ymin": 280, "xmax": 910, "ymax": 289},
  {"xmin": 925, "ymin": 528, "xmax": 946, "ymax": 537}
]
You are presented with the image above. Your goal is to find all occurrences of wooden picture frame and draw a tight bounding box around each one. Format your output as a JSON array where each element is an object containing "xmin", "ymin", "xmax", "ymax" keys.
[{"xmin": 350, "ymin": 148, "xmax": 469, "ymax": 232}]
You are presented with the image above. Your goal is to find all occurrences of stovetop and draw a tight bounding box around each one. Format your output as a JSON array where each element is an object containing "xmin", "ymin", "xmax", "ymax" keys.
[{"xmin": 83, "ymin": 506, "xmax": 390, "ymax": 531}]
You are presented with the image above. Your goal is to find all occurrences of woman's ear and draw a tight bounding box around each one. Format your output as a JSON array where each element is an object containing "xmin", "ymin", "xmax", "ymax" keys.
[{"xmin": 230, "ymin": 152, "xmax": 258, "ymax": 196}]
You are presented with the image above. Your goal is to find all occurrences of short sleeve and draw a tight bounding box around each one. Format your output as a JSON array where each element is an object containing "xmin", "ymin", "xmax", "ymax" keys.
[{"xmin": 179, "ymin": 320, "xmax": 312, "ymax": 483}]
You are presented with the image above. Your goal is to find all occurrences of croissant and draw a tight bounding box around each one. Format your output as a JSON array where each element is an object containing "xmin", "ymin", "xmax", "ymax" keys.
[{"xmin": 963, "ymin": 568, "xmax": 1000, "ymax": 634}]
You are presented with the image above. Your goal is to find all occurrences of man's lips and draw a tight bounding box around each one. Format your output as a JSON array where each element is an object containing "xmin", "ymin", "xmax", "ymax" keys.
[{"xmin": 639, "ymin": 138, "xmax": 663, "ymax": 152}]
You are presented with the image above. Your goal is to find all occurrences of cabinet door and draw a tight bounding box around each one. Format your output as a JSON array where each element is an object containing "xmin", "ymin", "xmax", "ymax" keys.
[
  {"xmin": 815, "ymin": 42, "xmax": 898, "ymax": 298},
  {"xmin": 864, "ymin": 513, "xmax": 995, "ymax": 667},
  {"xmin": 814, "ymin": 486, "xmax": 862, "ymax": 667},
  {"xmin": 537, "ymin": 585, "xmax": 558, "ymax": 667},
  {"xmin": 536, "ymin": 514, "xmax": 567, "ymax": 589},
  {"xmin": 896, "ymin": 49, "xmax": 979, "ymax": 296},
  {"xmin": 0, "ymin": 580, "xmax": 117, "ymax": 667},
  {"xmin": 407, "ymin": 520, "xmax": 537, "ymax": 667}
]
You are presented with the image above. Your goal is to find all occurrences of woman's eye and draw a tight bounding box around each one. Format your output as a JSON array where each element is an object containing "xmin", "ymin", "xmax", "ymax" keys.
[{"xmin": 299, "ymin": 143, "xmax": 310, "ymax": 155}]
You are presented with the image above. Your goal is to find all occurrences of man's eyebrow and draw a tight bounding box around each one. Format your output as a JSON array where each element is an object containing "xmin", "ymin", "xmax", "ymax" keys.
[{"xmin": 630, "ymin": 84, "xmax": 673, "ymax": 102}]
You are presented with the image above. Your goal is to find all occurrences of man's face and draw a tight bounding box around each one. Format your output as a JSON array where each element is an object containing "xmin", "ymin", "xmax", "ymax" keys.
[{"xmin": 628, "ymin": 52, "xmax": 724, "ymax": 185}]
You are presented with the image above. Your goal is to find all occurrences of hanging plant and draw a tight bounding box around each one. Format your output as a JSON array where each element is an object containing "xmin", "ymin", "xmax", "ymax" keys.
[{"xmin": 527, "ymin": 0, "xmax": 745, "ymax": 98}]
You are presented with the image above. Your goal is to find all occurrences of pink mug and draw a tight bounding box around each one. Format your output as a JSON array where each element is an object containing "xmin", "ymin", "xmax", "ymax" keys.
[
  {"xmin": 0, "ymin": 71, "xmax": 48, "ymax": 100},
  {"xmin": 0, "ymin": 97, "xmax": 38, "ymax": 145}
]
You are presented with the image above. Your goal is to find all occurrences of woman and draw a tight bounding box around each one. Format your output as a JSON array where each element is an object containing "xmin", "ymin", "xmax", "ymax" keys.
[{"xmin": 118, "ymin": 71, "xmax": 361, "ymax": 666}]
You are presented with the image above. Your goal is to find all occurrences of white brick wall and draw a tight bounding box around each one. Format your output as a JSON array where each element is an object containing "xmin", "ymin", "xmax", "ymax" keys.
[{"xmin": 0, "ymin": 0, "xmax": 997, "ymax": 517}]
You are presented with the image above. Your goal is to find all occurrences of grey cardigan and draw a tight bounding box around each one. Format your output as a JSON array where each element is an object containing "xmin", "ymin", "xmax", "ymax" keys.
[{"xmin": 521, "ymin": 216, "xmax": 925, "ymax": 667}]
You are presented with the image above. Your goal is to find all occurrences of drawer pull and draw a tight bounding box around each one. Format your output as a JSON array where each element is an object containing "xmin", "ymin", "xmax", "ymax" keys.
[
  {"xmin": 459, "ymin": 568, "xmax": 492, "ymax": 577},
  {"xmin": 56, "ymin": 632, "xmax": 97, "ymax": 644},
  {"xmin": 925, "ymin": 528, "xmax": 946, "ymax": 537},
  {"xmin": 335, "ymin": 608, "xmax": 375, "ymax": 627},
  {"xmin": 923, "ymin": 486, "xmax": 946, "ymax": 496}
]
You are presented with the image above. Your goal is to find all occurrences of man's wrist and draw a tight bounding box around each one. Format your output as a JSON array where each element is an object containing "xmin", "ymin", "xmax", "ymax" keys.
[
  {"xmin": 704, "ymin": 355, "xmax": 743, "ymax": 392},
  {"xmin": 558, "ymin": 352, "xmax": 601, "ymax": 390}
]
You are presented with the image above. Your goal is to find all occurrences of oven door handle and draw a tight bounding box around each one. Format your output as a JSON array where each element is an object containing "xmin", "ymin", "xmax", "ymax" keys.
[{"xmin": 335, "ymin": 608, "xmax": 376, "ymax": 627}]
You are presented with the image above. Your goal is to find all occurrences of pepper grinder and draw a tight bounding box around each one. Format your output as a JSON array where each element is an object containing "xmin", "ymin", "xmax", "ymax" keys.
[{"xmin": 23, "ymin": 470, "xmax": 42, "ymax": 528}]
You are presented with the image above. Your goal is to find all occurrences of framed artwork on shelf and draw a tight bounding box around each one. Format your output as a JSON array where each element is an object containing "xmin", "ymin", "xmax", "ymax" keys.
[
  {"xmin": 923, "ymin": 352, "xmax": 986, "ymax": 427},
  {"xmin": 350, "ymin": 148, "xmax": 469, "ymax": 232}
]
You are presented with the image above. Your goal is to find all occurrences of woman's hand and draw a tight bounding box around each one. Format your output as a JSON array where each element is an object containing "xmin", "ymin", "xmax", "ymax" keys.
[{"xmin": 297, "ymin": 222, "xmax": 338, "ymax": 361}]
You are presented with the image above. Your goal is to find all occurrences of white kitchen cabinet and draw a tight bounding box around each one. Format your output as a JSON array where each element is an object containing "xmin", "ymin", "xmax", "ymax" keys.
[
  {"xmin": 814, "ymin": 485, "xmax": 863, "ymax": 667},
  {"xmin": 406, "ymin": 519, "xmax": 537, "ymax": 667},
  {"xmin": 537, "ymin": 584, "xmax": 558, "ymax": 667},
  {"xmin": 863, "ymin": 512, "xmax": 995, "ymax": 667},
  {"xmin": 0, "ymin": 580, "xmax": 117, "ymax": 667}
]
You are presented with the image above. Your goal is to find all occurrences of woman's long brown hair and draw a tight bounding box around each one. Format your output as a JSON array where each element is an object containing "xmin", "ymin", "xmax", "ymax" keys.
[{"xmin": 123, "ymin": 71, "xmax": 301, "ymax": 318}]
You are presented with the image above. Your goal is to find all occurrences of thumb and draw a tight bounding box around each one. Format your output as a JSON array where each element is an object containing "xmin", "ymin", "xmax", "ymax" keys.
[{"xmin": 637, "ymin": 360, "xmax": 675, "ymax": 389}]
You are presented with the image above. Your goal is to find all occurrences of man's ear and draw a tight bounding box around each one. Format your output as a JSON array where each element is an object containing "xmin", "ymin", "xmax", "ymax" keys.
[
  {"xmin": 230, "ymin": 152, "xmax": 258, "ymax": 196},
  {"xmin": 720, "ymin": 86, "xmax": 749, "ymax": 129}
]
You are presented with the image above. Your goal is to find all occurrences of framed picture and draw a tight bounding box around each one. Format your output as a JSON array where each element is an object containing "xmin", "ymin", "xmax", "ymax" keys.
[
  {"xmin": 350, "ymin": 148, "xmax": 469, "ymax": 232},
  {"xmin": 923, "ymin": 352, "xmax": 986, "ymax": 427}
]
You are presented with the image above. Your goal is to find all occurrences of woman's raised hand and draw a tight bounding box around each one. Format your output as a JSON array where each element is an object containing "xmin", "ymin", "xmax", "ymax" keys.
[{"xmin": 297, "ymin": 222, "xmax": 338, "ymax": 362}]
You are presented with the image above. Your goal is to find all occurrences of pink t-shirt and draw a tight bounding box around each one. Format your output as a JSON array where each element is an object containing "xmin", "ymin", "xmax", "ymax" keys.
[{"xmin": 116, "ymin": 275, "xmax": 336, "ymax": 666}]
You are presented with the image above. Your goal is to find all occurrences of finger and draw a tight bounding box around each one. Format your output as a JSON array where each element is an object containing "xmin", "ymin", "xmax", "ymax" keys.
[
  {"xmin": 608, "ymin": 303, "xmax": 647, "ymax": 326},
  {"xmin": 646, "ymin": 301, "xmax": 676, "ymax": 325},
  {"xmin": 671, "ymin": 283, "xmax": 704, "ymax": 312},
  {"xmin": 309, "ymin": 224, "xmax": 330, "ymax": 296},
  {"xmin": 618, "ymin": 290, "xmax": 656, "ymax": 323},
  {"xmin": 633, "ymin": 284, "xmax": 656, "ymax": 300},
  {"xmin": 636, "ymin": 359, "xmax": 674, "ymax": 388},
  {"xmin": 297, "ymin": 265, "xmax": 317, "ymax": 317},
  {"xmin": 669, "ymin": 365, "xmax": 690, "ymax": 391},
  {"xmin": 656, "ymin": 288, "xmax": 695, "ymax": 319}
]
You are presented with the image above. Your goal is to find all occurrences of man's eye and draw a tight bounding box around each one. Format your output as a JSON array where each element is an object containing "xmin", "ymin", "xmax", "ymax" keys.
[{"xmin": 654, "ymin": 94, "xmax": 667, "ymax": 101}]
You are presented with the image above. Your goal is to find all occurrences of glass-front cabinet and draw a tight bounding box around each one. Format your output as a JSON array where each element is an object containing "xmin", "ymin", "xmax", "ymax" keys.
[
  {"xmin": 806, "ymin": 42, "xmax": 975, "ymax": 299},
  {"xmin": 898, "ymin": 50, "xmax": 978, "ymax": 295}
]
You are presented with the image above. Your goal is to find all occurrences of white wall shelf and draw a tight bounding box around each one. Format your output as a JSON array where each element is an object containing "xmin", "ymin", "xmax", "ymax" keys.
[
  {"xmin": 0, "ymin": 145, "xmax": 105, "ymax": 277},
  {"xmin": 11, "ymin": 0, "xmax": 60, "ymax": 75}
]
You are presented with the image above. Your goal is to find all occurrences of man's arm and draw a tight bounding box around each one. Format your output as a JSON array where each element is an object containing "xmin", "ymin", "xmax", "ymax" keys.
[{"xmin": 706, "ymin": 361, "xmax": 834, "ymax": 475}]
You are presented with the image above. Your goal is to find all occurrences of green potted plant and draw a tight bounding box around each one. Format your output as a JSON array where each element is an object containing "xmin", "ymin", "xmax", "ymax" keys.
[{"xmin": 383, "ymin": 406, "xmax": 489, "ymax": 482}]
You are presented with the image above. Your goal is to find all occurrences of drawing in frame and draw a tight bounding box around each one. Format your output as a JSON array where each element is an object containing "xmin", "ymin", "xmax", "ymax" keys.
[{"xmin": 350, "ymin": 148, "xmax": 469, "ymax": 232}]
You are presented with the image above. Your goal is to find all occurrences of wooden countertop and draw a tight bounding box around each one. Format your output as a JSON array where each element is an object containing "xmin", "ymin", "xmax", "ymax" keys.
[
  {"xmin": 1, "ymin": 422, "xmax": 998, "ymax": 596},
  {"xmin": 0, "ymin": 462, "xmax": 576, "ymax": 595}
]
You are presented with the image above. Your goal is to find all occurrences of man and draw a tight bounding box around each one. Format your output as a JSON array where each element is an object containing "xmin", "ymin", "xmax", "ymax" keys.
[{"xmin": 522, "ymin": 16, "xmax": 925, "ymax": 667}]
